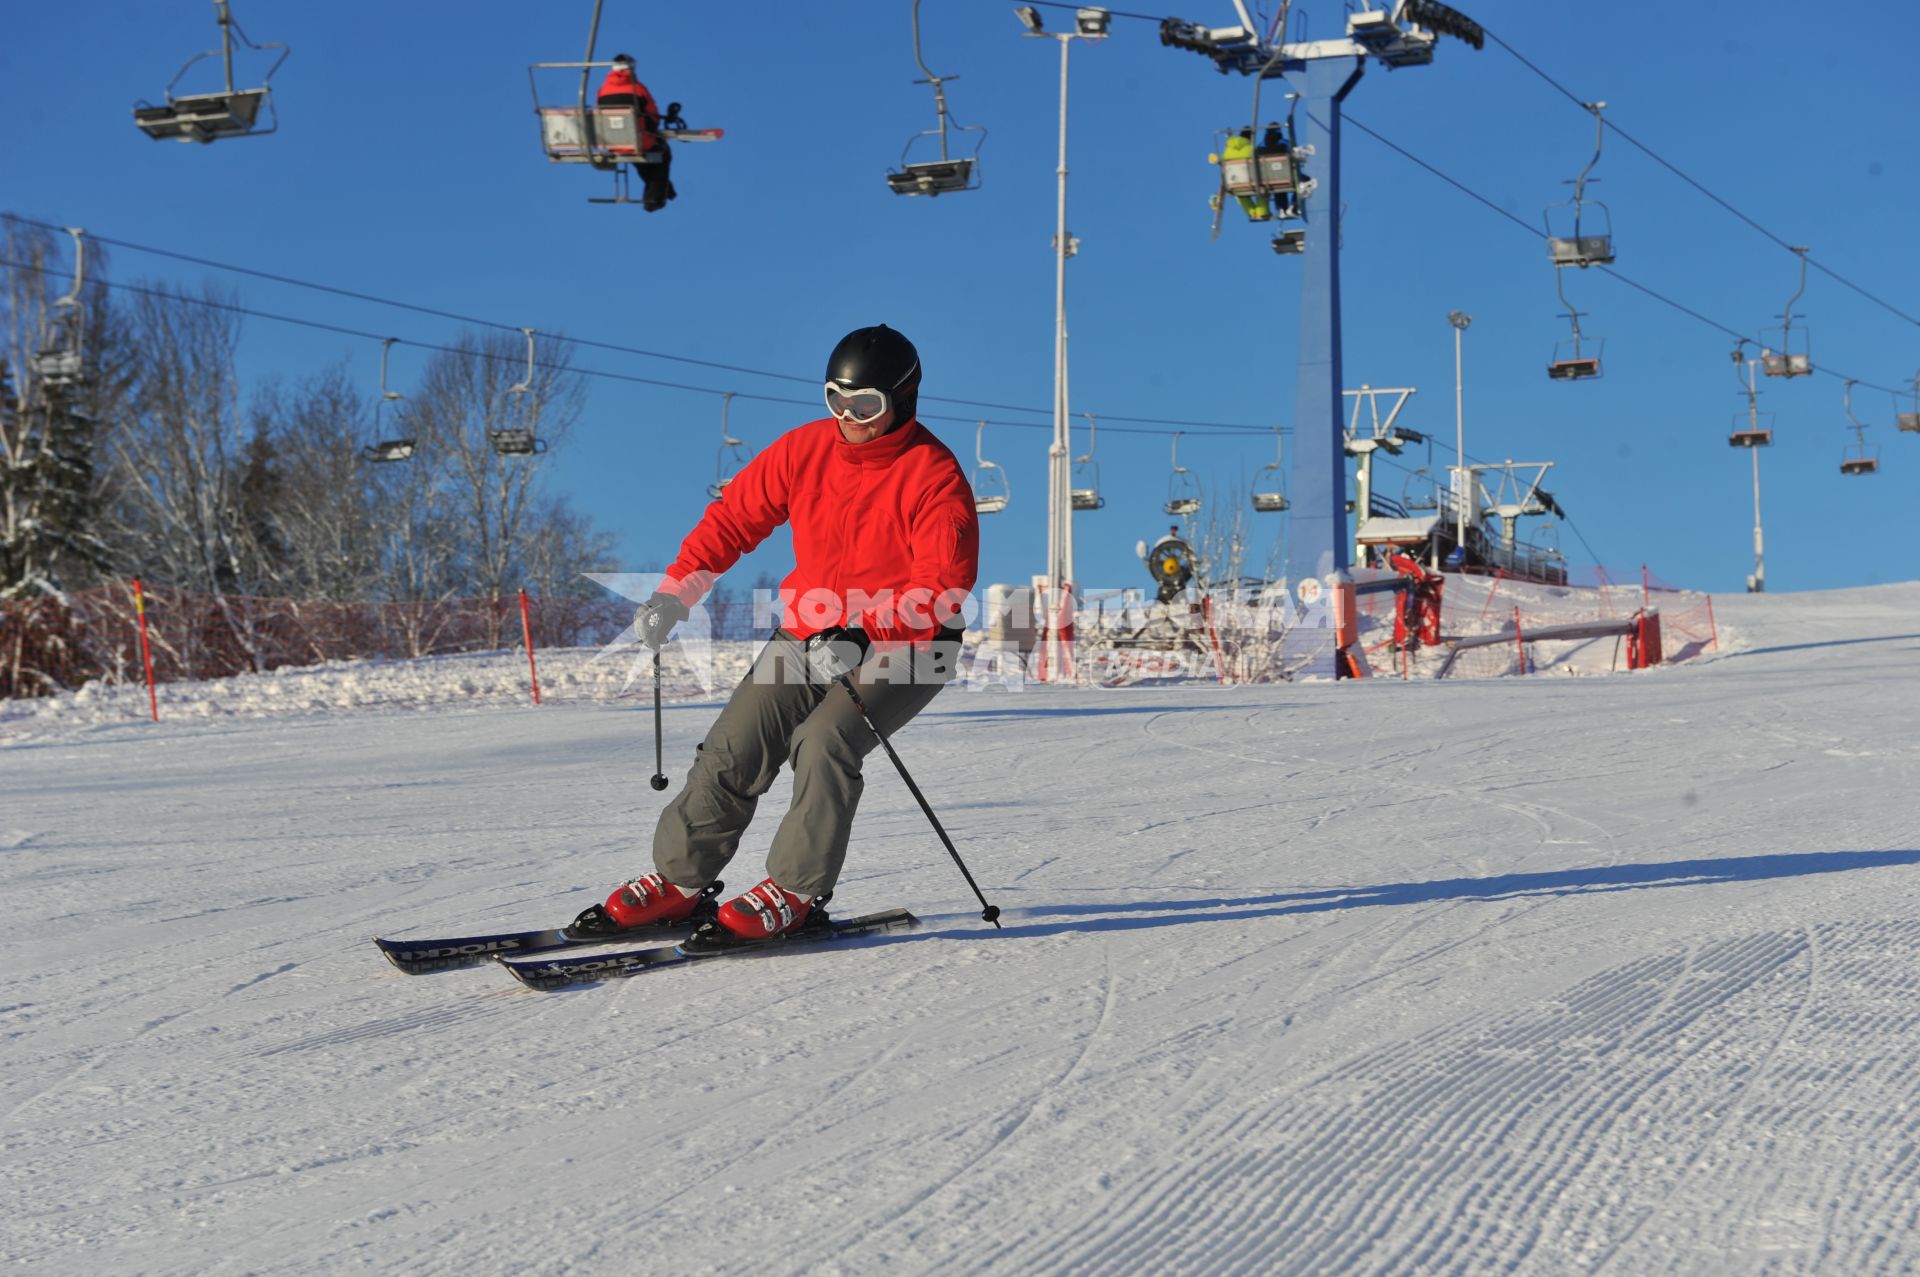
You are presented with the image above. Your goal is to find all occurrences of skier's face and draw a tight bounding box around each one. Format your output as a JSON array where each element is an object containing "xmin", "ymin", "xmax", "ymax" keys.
[{"xmin": 835, "ymin": 409, "xmax": 896, "ymax": 444}]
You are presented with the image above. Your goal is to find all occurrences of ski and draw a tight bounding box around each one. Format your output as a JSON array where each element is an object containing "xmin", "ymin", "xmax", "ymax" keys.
[
  {"xmin": 374, "ymin": 882, "xmax": 725, "ymax": 974},
  {"xmin": 500, "ymin": 908, "xmax": 919, "ymax": 991}
]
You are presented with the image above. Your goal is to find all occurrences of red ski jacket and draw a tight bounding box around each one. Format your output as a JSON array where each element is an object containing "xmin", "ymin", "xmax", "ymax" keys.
[
  {"xmin": 595, "ymin": 68, "xmax": 661, "ymax": 152},
  {"xmin": 662, "ymin": 418, "xmax": 980, "ymax": 646}
]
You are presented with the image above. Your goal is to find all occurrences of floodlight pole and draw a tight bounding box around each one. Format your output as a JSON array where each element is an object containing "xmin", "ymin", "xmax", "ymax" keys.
[
  {"xmin": 1025, "ymin": 14, "xmax": 1106, "ymax": 683},
  {"xmin": 1449, "ymin": 310, "xmax": 1471, "ymax": 559}
]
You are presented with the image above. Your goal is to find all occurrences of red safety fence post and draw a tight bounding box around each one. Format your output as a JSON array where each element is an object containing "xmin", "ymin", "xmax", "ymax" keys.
[
  {"xmin": 1512, "ymin": 605, "xmax": 1529, "ymax": 675},
  {"xmin": 518, "ymin": 588, "xmax": 542, "ymax": 706},
  {"xmin": 1477, "ymin": 569, "xmax": 1507, "ymax": 624},
  {"xmin": 1203, "ymin": 595, "xmax": 1230, "ymax": 685},
  {"xmin": 1706, "ymin": 595, "xmax": 1720, "ymax": 651},
  {"xmin": 133, "ymin": 578, "xmax": 159, "ymax": 722}
]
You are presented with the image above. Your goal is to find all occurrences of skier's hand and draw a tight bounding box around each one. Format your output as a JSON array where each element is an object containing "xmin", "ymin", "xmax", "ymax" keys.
[
  {"xmin": 634, "ymin": 592, "xmax": 691, "ymax": 651},
  {"xmin": 804, "ymin": 626, "xmax": 870, "ymax": 684}
]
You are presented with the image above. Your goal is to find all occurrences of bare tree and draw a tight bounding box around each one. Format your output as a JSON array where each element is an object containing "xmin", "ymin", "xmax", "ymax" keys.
[{"xmin": 252, "ymin": 367, "xmax": 380, "ymax": 599}]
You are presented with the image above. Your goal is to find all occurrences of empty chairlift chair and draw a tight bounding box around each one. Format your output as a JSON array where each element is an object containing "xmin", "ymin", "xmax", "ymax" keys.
[
  {"xmin": 32, "ymin": 228, "xmax": 87, "ymax": 390},
  {"xmin": 972, "ymin": 421, "xmax": 1009, "ymax": 514},
  {"xmin": 1071, "ymin": 413, "xmax": 1105, "ymax": 510},
  {"xmin": 1762, "ymin": 247, "xmax": 1814, "ymax": 378},
  {"xmin": 1727, "ymin": 341, "xmax": 1773, "ymax": 448},
  {"xmin": 1164, "ymin": 432, "xmax": 1202, "ymax": 517},
  {"xmin": 1544, "ymin": 103, "xmax": 1615, "ymax": 269},
  {"xmin": 886, "ymin": 0, "xmax": 985, "ymax": 197},
  {"xmin": 707, "ymin": 393, "xmax": 751, "ymax": 499},
  {"xmin": 361, "ymin": 338, "xmax": 416, "ymax": 464},
  {"xmin": 1840, "ymin": 380, "xmax": 1878, "ymax": 476},
  {"xmin": 132, "ymin": 1, "xmax": 287, "ymax": 144},
  {"xmin": 491, "ymin": 327, "xmax": 549, "ymax": 458},
  {"xmin": 1252, "ymin": 429, "xmax": 1289, "ymax": 512},
  {"xmin": 1898, "ymin": 373, "xmax": 1920, "ymax": 434}
]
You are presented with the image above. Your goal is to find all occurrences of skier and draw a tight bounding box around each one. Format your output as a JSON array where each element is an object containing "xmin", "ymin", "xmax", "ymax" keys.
[
  {"xmin": 596, "ymin": 53, "xmax": 674, "ymax": 211},
  {"xmin": 587, "ymin": 325, "xmax": 980, "ymax": 944}
]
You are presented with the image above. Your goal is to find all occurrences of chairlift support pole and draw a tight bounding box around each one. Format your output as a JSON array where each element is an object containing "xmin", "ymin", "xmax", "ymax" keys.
[
  {"xmin": 1737, "ymin": 345, "xmax": 1766, "ymax": 592},
  {"xmin": 215, "ymin": 1, "xmax": 237, "ymax": 95},
  {"xmin": 1449, "ymin": 310, "xmax": 1471, "ymax": 565}
]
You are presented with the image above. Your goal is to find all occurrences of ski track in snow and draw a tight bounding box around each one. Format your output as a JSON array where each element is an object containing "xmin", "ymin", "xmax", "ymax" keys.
[{"xmin": 4, "ymin": 583, "xmax": 1920, "ymax": 1275}]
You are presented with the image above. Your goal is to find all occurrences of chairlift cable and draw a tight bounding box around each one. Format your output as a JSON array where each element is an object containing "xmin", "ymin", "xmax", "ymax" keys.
[
  {"xmin": 1479, "ymin": 25, "xmax": 1920, "ymax": 331},
  {"xmin": 2, "ymin": 216, "xmax": 1270, "ymax": 431},
  {"xmin": 1334, "ymin": 115, "xmax": 1909, "ymax": 397}
]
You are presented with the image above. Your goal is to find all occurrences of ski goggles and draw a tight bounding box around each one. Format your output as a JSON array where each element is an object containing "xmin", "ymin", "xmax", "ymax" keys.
[{"xmin": 824, "ymin": 381, "xmax": 893, "ymax": 425}]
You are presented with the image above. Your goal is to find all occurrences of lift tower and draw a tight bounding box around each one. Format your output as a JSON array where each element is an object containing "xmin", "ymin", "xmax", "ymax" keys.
[{"xmin": 1162, "ymin": 0, "xmax": 1481, "ymax": 674}]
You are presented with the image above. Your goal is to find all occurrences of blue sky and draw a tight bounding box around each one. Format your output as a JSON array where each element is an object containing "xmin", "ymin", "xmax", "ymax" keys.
[{"xmin": 7, "ymin": 1, "xmax": 1917, "ymax": 597}]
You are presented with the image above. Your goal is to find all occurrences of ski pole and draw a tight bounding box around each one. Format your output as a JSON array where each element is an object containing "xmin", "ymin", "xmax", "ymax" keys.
[
  {"xmin": 649, "ymin": 648, "xmax": 668, "ymax": 791},
  {"xmin": 837, "ymin": 674, "xmax": 1001, "ymax": 928}
]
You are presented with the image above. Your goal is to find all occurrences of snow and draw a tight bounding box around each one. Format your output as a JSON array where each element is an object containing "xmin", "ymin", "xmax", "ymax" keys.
[{"xmin": 4, "ymin": 582, "xmax": 1919, "ymax": 1275}]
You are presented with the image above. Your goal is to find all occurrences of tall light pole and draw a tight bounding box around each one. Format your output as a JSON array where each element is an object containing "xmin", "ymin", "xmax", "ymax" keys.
[
  {"xmin": 1731, "ymin": 343, "xmax": 1769, "ymax": 592},
  {"xmin": 1448, "ymin": 310, "xmax": 1471, "ymax": 562},
  {"xmin": 1018, "ymin": 5, "xmax": 1107, "ymax": 682}
]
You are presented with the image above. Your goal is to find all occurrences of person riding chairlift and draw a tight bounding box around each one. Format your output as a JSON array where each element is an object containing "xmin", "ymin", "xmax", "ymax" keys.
[
  {"xmin": 1217, "ymin": 129, "xmax": 1272, "ymax": 222},
  {"xmin": 597, "ymin": 53, "xmax": 675, "ymax": 211}
]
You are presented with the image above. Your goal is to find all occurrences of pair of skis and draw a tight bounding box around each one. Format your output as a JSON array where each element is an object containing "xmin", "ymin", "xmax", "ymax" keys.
[{"xmin": 374, "ymin": 904, "xmax": 918, "ymax": 991}]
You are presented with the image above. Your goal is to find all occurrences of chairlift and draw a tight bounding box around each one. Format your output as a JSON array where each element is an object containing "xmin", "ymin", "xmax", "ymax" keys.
[
  {"xmin": 1164, "ymin": 431, "xmax": 1202, "ymax": 517},
  {"xmin": 972, "ymin": 421, "xmax": 1009, "ymax": 513},
  {"xmin": 1897, "ymin": 372, "xmax": 1920, "ymax": 434},
  {"xmin": 1271, "ymin": 229, "xmax": 1307, "ymax": 255},
  {"xmin": 31, "ymin": 228, "xmax": 86, "ymax": 389},
  {"xmin": 1402, "ymin": 466, "xmax": 1440, "ymax": 511},
  {"xmin": 132, "ymin": 1, "xmax": 287, "ymax": 144},
  {"xmin": 706, "ymin": 393, "xmax": 751, "ymax": 499},
  {"xmin": 1840, "ymin": 379, "xmax": 1878, "ymax": 476},
  {"xmin": 886, "ymin": 0, "xmax": 986, "ymax": 196},
  {"xmin": 490, "ymin": 327, "xmax": 550, "ymax": 458},
  {"xmin": 361, "ymin": 338, "xmax": 415, "ymax": 464},
  {"xmin": 1761, "ymin": 247, "xmax": 1814, "ymax": 377},
  {"xmin": 1210, "ymin": 92, "xmax": 1312, "ymax": 239},
  {"xmin": 1727, "ymin": 340, "xmax": 1772, "ymax": 447},
  {"xmin": 1547, "ymin": 270, "xmax": 1603, "ymax": 380},
  {"xmin": 1544, "ymin": 102, "xmax": 1614, "ymax": 268},
  {"xmin": 1252, "ymin": 428, "xmax": 1289, "ymax": 512},
  {"xmin": 1071, "ymin": 413, "xmax": 1104, "ymax": 510},
  {"xmin": 528, "ymin": 2, "xmax": 723, "ymax": 204}
]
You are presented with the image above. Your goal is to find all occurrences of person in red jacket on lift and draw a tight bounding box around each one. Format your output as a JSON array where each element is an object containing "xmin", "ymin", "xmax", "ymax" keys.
[
  {"xmin": 596, "ymin": 53, "xmax": 674, "ymax": 211},
  {"xmin": 572, "ymin": 325, "xmax": 981, "ymax": 947}
]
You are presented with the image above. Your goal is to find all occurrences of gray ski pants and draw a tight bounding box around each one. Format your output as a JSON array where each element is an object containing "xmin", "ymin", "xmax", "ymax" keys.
[{"xmin": 653, "ymin": 630, "xmax": 956, "ymax": 898}]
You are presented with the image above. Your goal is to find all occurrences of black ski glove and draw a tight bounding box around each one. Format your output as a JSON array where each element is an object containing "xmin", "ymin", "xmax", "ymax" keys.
[
  {"xmin": 634, "ymin": 592, "xmax": 691, "ymax": 651},
  {"xmin": 803, "ymin": 626, "xmax": 870, "ymax": 684}
]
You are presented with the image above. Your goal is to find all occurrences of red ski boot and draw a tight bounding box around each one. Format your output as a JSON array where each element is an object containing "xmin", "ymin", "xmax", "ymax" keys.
[
  {"xmin": 713, "ymin": 878, "xmax": 815, "ymax": 941},
  {"xmin": 567, "ymin": 873, "xmax": 718, "ymax": 938}
]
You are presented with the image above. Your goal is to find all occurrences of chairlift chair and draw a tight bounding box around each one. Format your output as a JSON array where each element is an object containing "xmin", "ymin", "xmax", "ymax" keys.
[
  {"xmin": 887, "ymin": 0, "xmax": 986, "ymax": 196},
  {"xmin": 1071, "ymin": 413, "xmax": 1104, "ymax": 510},
  {"xmin": 362, "ymin": 337, "xmax": 415, "ymax": 464},
  {"xmin": 31, "ymin": 228, "xmax": 86, "ymax": 389},
  {"xmin": 1543, "ymin": 103, "xmax": 1614, "ymax": 267},
  {"xmin": 1897, "ymin": 374, "xmax": 1920, "ymax": 433},
  {"xmin": 707, "ymin": 392, "xmax": 751, "ymax": 499},
  {"xmin": 1547, "ymin": 272, "xmax": 1603, "ymax": 380},
  {"xmin": 1402, "ymin": 465, "xmax": 1440, "ymax": 511},
  {"xmin": 1840, "ymin": 379, "xmax": 1878, "ymax": 475},
  {"xmin": 491, "ymin": 327, "xmax": 549, "ymax": 458},
  {"xmin": 972, "ymin": 421, "xmax": 1009, "ymax": 514},
  {"xmin": 1728, "ymin": 421, "xmax": 1773, "ymax": 448},
  {"xmin": 132, "ymin": 1, "xmax": 286, "ymax": 144},
  {"xmin": 1762, "ymin": 247, "xmax": 1815, "ymax": 377},
  {"xmin": 1164, "ymin": 432, "xmax": 1202, "ymax": 517},
  {"xmin": 1726, "ymin": 340, "xmax": 1772, "ymax": 446},
  {"xmin": 1252, "ymin": 428, "xmax": 1289, "ymax": 512}
]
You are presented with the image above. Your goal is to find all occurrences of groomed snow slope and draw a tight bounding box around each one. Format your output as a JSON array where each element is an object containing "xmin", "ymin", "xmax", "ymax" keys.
[{"xmin": 4, "ymin": 583, "xmax": 1919, "ymax": 1276}]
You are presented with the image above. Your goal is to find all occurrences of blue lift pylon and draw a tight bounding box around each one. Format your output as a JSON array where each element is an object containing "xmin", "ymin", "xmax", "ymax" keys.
[{"xmin": 1161, "ymin": 1, "xmax": 1484, "ymax": 675}]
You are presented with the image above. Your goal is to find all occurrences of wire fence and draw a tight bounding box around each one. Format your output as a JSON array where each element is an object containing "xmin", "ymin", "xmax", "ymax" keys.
[{"xmin": 0, "ymin": 583, "xmax": 770, "ymax": 702}]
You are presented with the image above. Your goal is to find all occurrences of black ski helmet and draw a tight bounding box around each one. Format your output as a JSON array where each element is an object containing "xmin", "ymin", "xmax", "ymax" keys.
[{"xmin": 825, "ymin": 325, "xmax": 921, "ymax": 425}]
